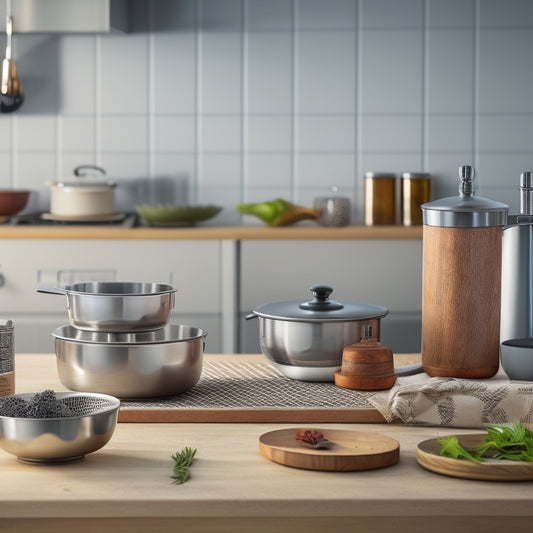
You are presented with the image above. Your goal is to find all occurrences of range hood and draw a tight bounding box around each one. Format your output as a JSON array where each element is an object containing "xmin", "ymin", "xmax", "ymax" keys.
[{"xmin": 0, "ymin": 0, "xmax": 128, "ymax": 33}]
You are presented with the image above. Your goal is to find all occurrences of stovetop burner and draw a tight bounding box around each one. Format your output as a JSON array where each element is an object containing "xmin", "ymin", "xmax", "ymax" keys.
[{"xmin": 9, "ymin": 213, "xmax": 141, "ymax": 227}]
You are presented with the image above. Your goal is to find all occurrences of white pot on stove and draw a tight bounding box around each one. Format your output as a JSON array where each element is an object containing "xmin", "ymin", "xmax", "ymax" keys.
[{"xmin": 45, "ymin": 165, "xmax": 117, "ymax": 218}]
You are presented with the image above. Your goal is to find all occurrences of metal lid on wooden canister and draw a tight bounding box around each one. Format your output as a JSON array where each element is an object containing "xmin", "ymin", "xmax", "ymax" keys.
[{"xmin": 421, "ymin": 165, "xmax": 508, "ymax": 228}]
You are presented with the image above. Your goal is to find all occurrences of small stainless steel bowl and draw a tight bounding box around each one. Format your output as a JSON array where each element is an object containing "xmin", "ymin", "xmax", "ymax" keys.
[
  {"xmin": 0, "ymin": 392, "xmax": 119, "ymax": 464},
  {"xmin": 500, "ymin": 338, "xmax": 533, "ymax": 380},
  {"xmin": 38, "ymin": 281, "xmax": 177, "ymax": 333},
  {"xmin": 53, "ymin": 324, "xmax": 207, "ymax": 398}
]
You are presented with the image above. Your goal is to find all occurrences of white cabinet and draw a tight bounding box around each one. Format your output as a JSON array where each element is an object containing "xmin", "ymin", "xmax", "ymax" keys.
[
  {"xmin": 239, "ymin": 239, "xmax": 423, "ymax": 353},
  {"xmin": 0, "ymin": 239, "xmax": 223, "ymax": 353}
]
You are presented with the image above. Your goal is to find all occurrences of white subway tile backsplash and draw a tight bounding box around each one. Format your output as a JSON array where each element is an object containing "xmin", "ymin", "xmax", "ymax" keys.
[
  {"xmin": 298, "ymin": 0, "xmax": 357, "ymax": 30},
  {"xmin": 247, "ymin": 116, "xmax": 292, "ymax": 152},
  {"xmin": 247, "ymin": 32, "xmax": 292, "ymax": 114},
  {"xmin": 478, "ymin": 115, "xmax": 533, "ymax": 153},
  {"xmin": 199, "ymin": 153, "xmax": 241, "ymax": 186},
  {"xmin": 100, "ymin": 117, "xmax": 148, "ymax": 152},
  {"xmin": 153, "ymin": 33, "xmax": 197, "ymax": 115},
  {"xmin": 361, "ymin": 0, "xmax": 423, "ymax": 29},
  {"xmin": 4, "ymin": 1, "xmax": 533, "ymax": 213},
  {"xmin": 154, "ymin": 116, "xmax": 196, "ymax": 152},
  {"xmin": 361, "ymin": 115, "xmax": 422, "ymax": 152},
  {"xmin": 200, "ymin": 32, "xmax": 242, "ymax": 114},
  {"xmin": 479, "ymin": 0, "xmax": 533, "ymax": 28},
  {"xmin": 479, "ymin": 29, "xmax": 533, "ymax": 114},
  {"xmin": 360, "ymin": 30, "xmax": 423, "ymax": 114},
  {"xmin": 247, "ymin": 0, "xmax": 292, "ymax": 31},
  {"xmin": 59, "ymin": 36, "xmax": 95, "ymax": 115},
  {"xmin": 246, "ymin": 154, "xmax": 292, "ymax": 187},
  {"xmin": 0, "ymin": 154, "xmax": 11, "ymax": 187},
  {"xmin": 60, "ymin": 116, "xmax": 95, "ymax": 153},
  {"xmin": 427, "ymin": 0, "xmax": 474, "ymax": 28},
  {"xmin": 200, "ymin": 116, "xmax": 241, "ymax": 152},
  {"xmin": 17, "ymin": 117, "xmax": 57, "ymax": 152},
  {"xmin": 296, "ymin": 153, "xmax": 356, "ymax": 188},
  {"xmin": 297, "ymin": 116, "xmax": 355, "ymax": 152},
  {"xmin": 427, "ymin": 30, "xmax": 474, "ymax": 114},
  {"xmin": 427, "ymin": 115, "xmax": 473, "ymax": 153},
  {"xmin": 99, "ymin": 35, "xmax": 149, "ymax": 115},
  {"xmin": 297, "ymin": 31, "xmax": 356, "ymax": 114}
]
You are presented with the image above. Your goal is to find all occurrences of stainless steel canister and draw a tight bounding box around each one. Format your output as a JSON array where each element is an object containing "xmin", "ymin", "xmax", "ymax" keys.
[
  {"xmin": 501, "ymin": 171, "xmax": 533, "ymax": 343},
  {"xmin": 364, "ymin": 173, "xmax": 396, "ymax": 225},
  {"xmin": 401, "ymin": 172, "xmax": 431, "ymax": 226},
  {"xmin": 0, "ymin": 319, "xmax": 14, "ymax": 396}
]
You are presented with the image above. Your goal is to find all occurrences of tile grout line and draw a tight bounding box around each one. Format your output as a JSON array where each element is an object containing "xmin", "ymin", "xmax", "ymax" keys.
[
  {"xmin": 241, "ymin": 0, "xmax": 248, "ymax": 204},
  {"xmin": 94, "ymin": 35, "xmax": 101, "ymax": 166},
  {"xmin": 422, "ymin": 0, "xmax": 429, "ymax": 172},
  {"xmin": 194, "ymin": 0, "xmax": 203, "ymax": 205},
  {"xmin": 473, "ymin": 0, "xmax": 480, "ymax": 175},
  {"xmin": 356, "ymin": 0, "xmax": 363, "ymax": 218},
  {"xmin": 291, "ymin": 0, "xmax": 298, "ymax": 202},
  {"xmin": 147, "ymin": 2, "xmax": 156, "ymax": 181}
]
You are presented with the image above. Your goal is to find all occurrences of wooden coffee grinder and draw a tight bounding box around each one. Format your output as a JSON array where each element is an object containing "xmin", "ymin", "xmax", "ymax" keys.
[{"xmin": 420, "ymin": 165, "xmax": 508, "ymax": 378}]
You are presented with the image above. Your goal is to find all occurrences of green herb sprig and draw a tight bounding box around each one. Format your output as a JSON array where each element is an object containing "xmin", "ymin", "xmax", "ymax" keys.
[
  {"xmin": 171, "ymin": 447, "xmax": 197, "ymax": 484},
  {"xmin": 438, "ymin": 423, "xmax": 533, "ymax": 463}
]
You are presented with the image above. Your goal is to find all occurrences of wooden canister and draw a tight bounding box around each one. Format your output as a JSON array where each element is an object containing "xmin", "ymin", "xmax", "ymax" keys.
[{"xmin": 421, "ymin": 166, "xmax": 508, "ymax": 378}]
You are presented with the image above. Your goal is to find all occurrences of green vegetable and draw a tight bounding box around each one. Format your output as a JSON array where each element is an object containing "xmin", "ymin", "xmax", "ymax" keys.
[
  {"xmin": 237, "ymin": 198, "xmax": 320, "ymax": 226},
  {"xmin": 438, "ymin": 423, "xmax": 533, "ymax": 463},
  {"xmin": 171, "ymin": 447, "xmax": 197, "ymax": 484}
]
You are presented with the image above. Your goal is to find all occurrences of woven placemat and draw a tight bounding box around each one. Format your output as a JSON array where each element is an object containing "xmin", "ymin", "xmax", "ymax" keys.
[{"xmin": 119, "ymin": 360, "xmax": 384, "ymax": 423}]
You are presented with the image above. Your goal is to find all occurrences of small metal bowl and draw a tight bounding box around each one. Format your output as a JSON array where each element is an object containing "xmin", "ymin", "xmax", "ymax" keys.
[
  {"xmin": 53, "ymin": 324, "xmax": 207, "ymax": 398},
  {"xmin": 0, "ymin": 392, "xmax": 120, "ymax": 464}
]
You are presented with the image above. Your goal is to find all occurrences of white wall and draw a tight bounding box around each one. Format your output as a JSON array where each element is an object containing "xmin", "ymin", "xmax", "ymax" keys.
[{"xmin": 1, "ymin": 0, "xmax": 531, "ymax": 221}]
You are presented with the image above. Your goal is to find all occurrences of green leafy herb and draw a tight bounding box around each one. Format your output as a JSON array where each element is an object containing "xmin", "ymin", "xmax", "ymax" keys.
[
  {"xmin": 171, "ymin": 447, "xmax": 197, "ymax": 484},
  {"xmin": 438, "ymin": 423, "xmax": 533, "ymax": 463}
]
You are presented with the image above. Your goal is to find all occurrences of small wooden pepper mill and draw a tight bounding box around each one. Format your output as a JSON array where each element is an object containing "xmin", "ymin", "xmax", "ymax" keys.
[{"xmin": 334, "ymin": 326, "xmax": 397, "ymax": 390}]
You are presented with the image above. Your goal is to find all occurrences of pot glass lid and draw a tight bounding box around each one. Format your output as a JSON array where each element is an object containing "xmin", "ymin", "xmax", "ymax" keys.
[{"xmin": 251, "ymin": 285, "xmax": 388, "ymax": 322}]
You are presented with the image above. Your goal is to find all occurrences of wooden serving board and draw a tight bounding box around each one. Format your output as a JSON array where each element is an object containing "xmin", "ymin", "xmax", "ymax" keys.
[
  {"xmin": 259, "ymin": 427, "xmax": 400, "ymax": 471},
  {"xmin": 416, "ymin": 434, "xmax": 533, "ymax": 481}
]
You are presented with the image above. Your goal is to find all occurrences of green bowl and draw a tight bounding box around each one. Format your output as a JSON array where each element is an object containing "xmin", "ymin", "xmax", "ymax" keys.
[{"xmin": 136, "ymin": 205, "xmax": 222, "ymax": 226}]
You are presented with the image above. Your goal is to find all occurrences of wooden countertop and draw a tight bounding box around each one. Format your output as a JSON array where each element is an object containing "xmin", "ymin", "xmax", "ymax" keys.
[
  {"xmin": 2, "ymin": 354, "xmax": 533, "ymax": 532},
  {"xmin": 0, "ymin": 224, "xmax": 422, "ymax": 240}
]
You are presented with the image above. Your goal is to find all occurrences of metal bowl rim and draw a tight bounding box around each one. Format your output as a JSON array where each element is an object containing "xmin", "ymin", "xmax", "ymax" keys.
[
  {"xmin": 0, "ymin": 391, "xmax": 120, "ymax": 421},
  {"xmin": 52, "ymin": 323, "xmax": 207, "ymax": 345}
]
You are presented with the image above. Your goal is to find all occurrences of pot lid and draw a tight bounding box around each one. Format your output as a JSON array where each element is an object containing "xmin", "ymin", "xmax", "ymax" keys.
[
  {"xmin": 421, "ymin": 166, "xmax": 508, "ymax": 228},
  {"xmin": 51, "ymin": 165, "xmax": 117, "ymax": 189},
  {"xmin": 251, "ymin": 285, "xmax": 388, "ymax": 322}
]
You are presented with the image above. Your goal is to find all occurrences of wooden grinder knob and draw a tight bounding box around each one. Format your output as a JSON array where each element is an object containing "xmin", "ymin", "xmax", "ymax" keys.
[{"xmin": 334, "ymin": 326, "xmax": 397, "ymax": 390}]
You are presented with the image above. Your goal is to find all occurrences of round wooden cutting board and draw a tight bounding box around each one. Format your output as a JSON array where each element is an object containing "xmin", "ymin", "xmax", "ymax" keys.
[
  {"xmin": 417, "ymin": 434, "xmax": 533, "ymax": 481},
  {"xmin": 258, "ymin": 427, "xmax": 400, "ymax": 472}
]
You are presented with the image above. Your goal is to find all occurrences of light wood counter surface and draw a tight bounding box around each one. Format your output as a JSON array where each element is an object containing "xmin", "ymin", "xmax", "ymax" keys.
[
  {"xmin": 1, "ymin": 353, "xmax": 532, "ymax": 533},
  {"xmin": 0, "ymin": 224, "xmax": 422, "ymax": 240}
]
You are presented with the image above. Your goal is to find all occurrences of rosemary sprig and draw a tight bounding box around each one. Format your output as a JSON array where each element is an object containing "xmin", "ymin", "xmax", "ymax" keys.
[{"xmin": 171, "ymin": 447, "xmax": 197, "ymax": 484}]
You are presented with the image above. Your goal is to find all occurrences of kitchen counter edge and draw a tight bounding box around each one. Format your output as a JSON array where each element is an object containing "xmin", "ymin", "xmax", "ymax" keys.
[{"xmin": 0, "ymin": 225, "xmax": 422, "ymax": 240}]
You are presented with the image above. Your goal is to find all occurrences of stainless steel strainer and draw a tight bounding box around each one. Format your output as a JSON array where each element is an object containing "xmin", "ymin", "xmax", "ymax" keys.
[{"xmin": 0, "ymin": 392, "xmax": 120, "ymax": 463}]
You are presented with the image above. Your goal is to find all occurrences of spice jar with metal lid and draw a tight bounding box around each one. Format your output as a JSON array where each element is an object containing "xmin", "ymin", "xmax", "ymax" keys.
[
  {"xmin": 401, "ymin": 172, "xmax": 431, "ymax": 226},
  {"xmin": 421, "ymin": 165, "xmax": 508, "ymax": 378},
  {"xmin": 364, "ymin": 172, "xmax": 396, "ymax": 225},
  {"xmin": 0, "ymin": 319, "xmax": 14, "ymax": 396}
]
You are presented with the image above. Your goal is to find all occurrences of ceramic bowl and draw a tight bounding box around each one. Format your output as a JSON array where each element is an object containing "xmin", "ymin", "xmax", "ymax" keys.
[
  {"xmin": 500, "ymin": 338, "xmax": 533, "ymax": 381},
  {"xmin": 136, "ymin": 204, "xmax": 222, "ymax": 226}
]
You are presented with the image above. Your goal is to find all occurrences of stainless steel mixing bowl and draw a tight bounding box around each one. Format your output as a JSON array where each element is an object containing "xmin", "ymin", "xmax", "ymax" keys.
[
  {"xmin": 53, "ymin": 324, "xmax": 207, "ymax": 398},
  {"xmin": 0, "ymin": 392, "xmax": 119, "ymax": 464},
  {"xmin": 38, "ymin": 281, "xmax": 177, "ymax": 332}
]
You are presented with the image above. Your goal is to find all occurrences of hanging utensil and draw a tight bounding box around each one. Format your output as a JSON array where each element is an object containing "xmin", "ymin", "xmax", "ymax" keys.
[{"xmin": 1, "ymin": 15, "xmax": 23, "ymax": 113}]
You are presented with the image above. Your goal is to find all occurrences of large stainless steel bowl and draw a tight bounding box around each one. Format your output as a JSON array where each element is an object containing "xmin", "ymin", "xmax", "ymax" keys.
[
  {"xmin": 0, "ymin": 392, "xmax": 119, "ymax": 464},
  {"xmin": 53, "ymin": 324, "xmax": 206, "ymax": 398},
  {"xmin": 38, "ymin": 281, "xmax": 177, "ymax": 332}
]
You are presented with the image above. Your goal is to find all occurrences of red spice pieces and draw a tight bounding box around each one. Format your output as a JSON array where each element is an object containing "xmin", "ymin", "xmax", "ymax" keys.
[{"xmin": 295, "ymin": 429, "xmax": 332, "ymax": 449}]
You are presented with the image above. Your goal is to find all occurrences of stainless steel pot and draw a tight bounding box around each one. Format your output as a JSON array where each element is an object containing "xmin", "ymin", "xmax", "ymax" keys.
[
  {"xmin": 38, "ymin": 281, "xmax": 176, "ymax": 333},
  {"xmin": 45, "ymin": 165, "xmax": 117, "ymax": 217},
  {"xmin": 53, "ymin": 324, "xmax": 206, "ymax": 398},
  {"xmin": 246, "ymin": 285, "xmax": 388, "ymax": 382}
]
